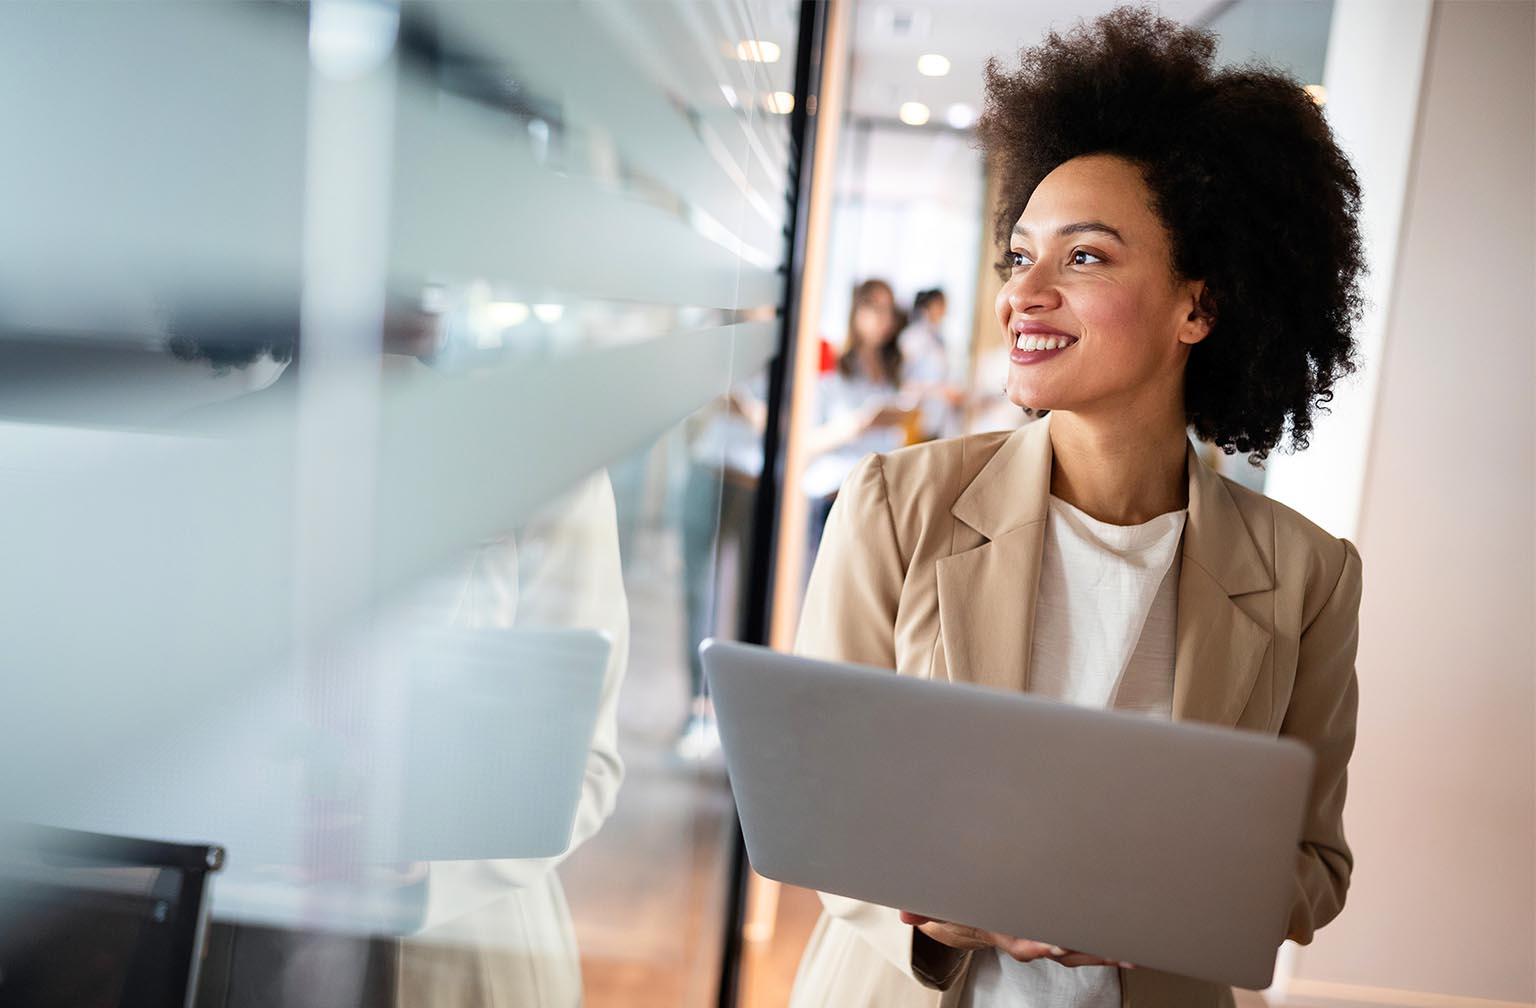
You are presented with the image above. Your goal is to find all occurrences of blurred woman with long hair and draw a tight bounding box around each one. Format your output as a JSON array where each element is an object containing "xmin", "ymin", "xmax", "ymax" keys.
[{"xmin": 802, "ymin": 279, "xmax": 914, "ymax": 560}]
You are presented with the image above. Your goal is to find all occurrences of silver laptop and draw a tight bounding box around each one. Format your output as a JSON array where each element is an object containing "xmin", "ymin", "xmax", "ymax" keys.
[{"xmin": 701, "ymin": 639, "xmax": 1314, "ymax": 990}]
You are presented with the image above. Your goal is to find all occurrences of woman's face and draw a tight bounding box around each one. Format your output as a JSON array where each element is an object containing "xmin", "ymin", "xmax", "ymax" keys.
[
  {"xmin": 852, "ymin": 291, "xmax": 895, "ymax": 348},
  {"xmin": 995, "ymin": 154, "xmax": 1209, "ymax": 419}
]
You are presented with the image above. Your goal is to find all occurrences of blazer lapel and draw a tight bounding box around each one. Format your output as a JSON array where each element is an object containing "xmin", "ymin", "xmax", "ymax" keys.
[
  {"xmin": 935, "ymin": 420, "xmax": 1053, "ymax": 694},
  {"xmin": 934, "ymin": 424, "xmax": 1274, "ymax": 729},
  {"xmin": 1171, "ymin": 445, "xmax": 1274, "ymax": 727}
]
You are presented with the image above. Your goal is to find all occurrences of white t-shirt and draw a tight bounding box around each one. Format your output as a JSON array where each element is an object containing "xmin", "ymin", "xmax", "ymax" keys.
[{"xmin": 960, "ymin": 495, "xmax": 1187, "ymax": 1007}]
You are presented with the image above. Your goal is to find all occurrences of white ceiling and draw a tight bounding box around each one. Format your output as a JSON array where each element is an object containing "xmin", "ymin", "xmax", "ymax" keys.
[{"xmin": 843, "ymin": 0, "xmax": 1334, "ymax": 127}]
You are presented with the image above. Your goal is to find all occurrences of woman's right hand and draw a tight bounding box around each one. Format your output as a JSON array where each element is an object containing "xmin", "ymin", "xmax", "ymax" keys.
[
  {"xmin": 898, "ymin": 911, "xmax": 1134, "ymax": 969},
  {"xmin": 864, "ymin": 403, "xmax": 914, "ymax": 430}
]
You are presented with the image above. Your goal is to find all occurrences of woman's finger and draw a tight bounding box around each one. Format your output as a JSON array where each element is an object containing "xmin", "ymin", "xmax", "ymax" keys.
[
  {"xmin": 916, "ymin": 921, "xmax": 993, "ymax": 951},
  {"xmin": 1050, "ymin": 949, "xmax": 1138, "ymax": 969},
  {"xmin": 994, "ymin": 936, "xmax": 1060, "ymax": 962}
]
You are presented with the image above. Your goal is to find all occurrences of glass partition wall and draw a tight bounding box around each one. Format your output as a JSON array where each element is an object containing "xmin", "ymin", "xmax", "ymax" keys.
[{"xmin": 0, "ymin": 2, "xmax": 813, "ymax": 1005}]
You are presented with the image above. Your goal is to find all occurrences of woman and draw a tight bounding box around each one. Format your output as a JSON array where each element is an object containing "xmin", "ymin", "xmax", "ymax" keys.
[
  {"xmin": 898, "ymin": 288, "xmax": 965, "ymax": 440},
  {"xmin": 788, "ymin": 9, "xmax": 1364, "ymax": 1008},
  {"xmin": 803, "ymin": 279, "xmax": 915, "ymax": 559}
]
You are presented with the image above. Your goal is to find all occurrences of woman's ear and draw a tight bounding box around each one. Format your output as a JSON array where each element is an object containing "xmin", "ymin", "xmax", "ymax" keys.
[{"xmin": 1178, "ymin": 281, "xmax": 1215, "ymax": 345}]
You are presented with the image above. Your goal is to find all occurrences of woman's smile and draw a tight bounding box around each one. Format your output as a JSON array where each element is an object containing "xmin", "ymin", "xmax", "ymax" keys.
[{"xmin": 1010, "ymin": 320, "xmax": 1080, "ymax": 365}]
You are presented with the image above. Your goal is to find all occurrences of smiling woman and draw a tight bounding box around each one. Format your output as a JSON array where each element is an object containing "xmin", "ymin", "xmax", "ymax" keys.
[
  {"xmin": 978, "ymin": 7, "xmax": 1365, "ymax": 465},
  {"xmin": 784, "ymin": 6, "xmax": 1366, "ymax": 1008}
]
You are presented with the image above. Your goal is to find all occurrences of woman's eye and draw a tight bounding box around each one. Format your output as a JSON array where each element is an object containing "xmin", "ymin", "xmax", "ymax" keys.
[
  {"xmin": 1008, "ymin": 250, "xmax": 1032, "ymax": 269},
  {"xmin": 1070, "ymin": 248, "xmax": 1105, "ymax": 265}
]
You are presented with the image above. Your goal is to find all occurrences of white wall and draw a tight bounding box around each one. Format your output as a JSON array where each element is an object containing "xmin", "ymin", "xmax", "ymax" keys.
[
  {"xmin": 820, "ymin": 124, "xmax": 983, "ymax": 372},
  {"xmin": 1262, "ymin": 0, "xmax": 1434, "ymax": 539},
  {"xmin": 1284, "ymin": 2, "xmax": 1536, "ymax": 1004}
]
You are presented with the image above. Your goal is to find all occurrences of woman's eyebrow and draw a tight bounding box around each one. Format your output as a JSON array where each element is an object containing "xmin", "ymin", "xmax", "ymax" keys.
[{"xmin": 1011, "ymin": 220, "xmax": 1126, "ymax": 243}]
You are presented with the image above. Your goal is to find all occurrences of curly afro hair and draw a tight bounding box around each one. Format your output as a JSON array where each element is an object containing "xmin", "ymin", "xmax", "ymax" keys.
[{"xmin": 977, "ymin": 5, "xmax": 1365, "ymax": 462}]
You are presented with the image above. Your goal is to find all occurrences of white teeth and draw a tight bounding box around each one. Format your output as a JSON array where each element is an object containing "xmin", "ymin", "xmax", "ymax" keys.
[{"xmin": 1015, "ymin": 332, "xmax": 1075, "ymax": 351}]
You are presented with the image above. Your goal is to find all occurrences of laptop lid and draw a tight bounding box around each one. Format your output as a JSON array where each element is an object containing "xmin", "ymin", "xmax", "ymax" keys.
[{"xmin": 702, "ymin": 639, "xmax": 1313, "ymax": 990}]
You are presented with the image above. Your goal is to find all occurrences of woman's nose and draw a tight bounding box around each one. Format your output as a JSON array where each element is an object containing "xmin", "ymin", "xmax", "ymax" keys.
[{"xmin": 1006, "ymin": 266, "xmax": 1061, "ymax": 315}]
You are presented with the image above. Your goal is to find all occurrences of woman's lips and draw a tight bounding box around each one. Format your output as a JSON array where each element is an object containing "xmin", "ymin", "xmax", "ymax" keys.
[{"xmin": 1009, "ymin": 329, "xmax": 1078, "ymax": 365}]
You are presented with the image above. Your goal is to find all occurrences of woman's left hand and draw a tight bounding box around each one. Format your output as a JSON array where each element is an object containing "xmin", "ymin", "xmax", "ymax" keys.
[{"xmin": 898, "ymin": 911, "xmax": 1135, "ymax": 969}]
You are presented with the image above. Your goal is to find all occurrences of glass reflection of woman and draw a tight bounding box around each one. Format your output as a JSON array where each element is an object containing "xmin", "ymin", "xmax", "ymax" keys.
[
  {"xmin": 172, "ymin": 305, "xmax": 628, "ymax": 1008},
  {"xmin": 802, "ymin": 279, "xmax": 914, "ymax": 562},
  {"xmin": 788, "ymin": 8, "xmax": 1365, "ymax": 1008}
]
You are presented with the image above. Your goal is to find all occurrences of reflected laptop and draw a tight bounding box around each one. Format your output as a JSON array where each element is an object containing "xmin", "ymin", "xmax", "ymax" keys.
[
  {"xmin": 701, "ymin": 639, "xmax": 1314, "ymax": 990},
  {"xmin": 27, "ymin": 628, "xmax": 609, "ymax": 935}
]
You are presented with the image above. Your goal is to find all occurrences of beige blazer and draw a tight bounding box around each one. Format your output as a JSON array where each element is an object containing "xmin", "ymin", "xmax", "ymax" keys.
[{"xmin": 787, "ymin": 418, "xmax": 1362, "ymax": 1008}]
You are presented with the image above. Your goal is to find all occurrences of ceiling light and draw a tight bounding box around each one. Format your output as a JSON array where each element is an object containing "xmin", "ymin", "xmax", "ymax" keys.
[
  {"xmin": 898, "ymin": 101, "xmax": 930, "ymax": 126},
  {"xmin": 946, "ymin": 103, "xmax": 977, "ymax": 129},
  {"xmin": 485, "ymin": 301, "xmax": 529, "ymax": 328},
  {"xmin": 766, "ymin": 91, "xmax": 795, "ymax": 115},
  {"xmin": 917, "ymin": 53, "xmax": 950, "ymax": 77},
  {"xmin": 532, "ymin": 303, "xmax": 564, "ymax": 324},
  {"xmin": 1304, "ymin": 84, "xmax": 1327, "ymax": 106},
  {"xmin": 736, "ymin": 39, "xmax": 781, "ymax": 63}
]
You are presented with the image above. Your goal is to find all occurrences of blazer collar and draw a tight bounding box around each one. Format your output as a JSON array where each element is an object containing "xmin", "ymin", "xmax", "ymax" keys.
[
  {"xmin": 938, "ymin": 416, "xmax": 1274, "ymax": 725},
  {"xmin": 950, "ymin": 416, "xmax": 1272, "ymax": 597},
  {"xmin": 950, "ymin": 417, "xmax": 1052, "ymax": 540}
]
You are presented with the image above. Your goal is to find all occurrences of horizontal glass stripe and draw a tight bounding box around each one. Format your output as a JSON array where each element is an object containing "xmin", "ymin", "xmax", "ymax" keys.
[
  {"xmin": 419, "ymin": 3, "xmax": 789, "ymax": 256},
  {"xmin": 0, "ymin": 319, "xmax": 778, "ymax": 803}
]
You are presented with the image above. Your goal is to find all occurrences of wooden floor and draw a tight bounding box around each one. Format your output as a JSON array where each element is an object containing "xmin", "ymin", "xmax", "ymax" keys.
[
  {"xmin": 739, "ymin": 883, "xmax": 823, "ymax": 1008},
  {"xmin": 561, "ymin": 525, "xmax": 737, "ymax": 1007}
]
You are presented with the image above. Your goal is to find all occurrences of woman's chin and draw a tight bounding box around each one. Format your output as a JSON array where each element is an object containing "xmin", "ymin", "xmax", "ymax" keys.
[{"xmin": 1004, "ymin": 384, "xmax": 1057, "ymax": 414}]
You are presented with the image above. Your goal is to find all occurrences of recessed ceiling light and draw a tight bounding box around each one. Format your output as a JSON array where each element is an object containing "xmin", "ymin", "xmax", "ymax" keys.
[
  {"xmin": 899, "ymin": 101, "xmax": 931, "ymax": 126},
  {"xmin": 532, "ymin": 303, "xmax": 564, "ymax": 324},
  {"xmin": 736, "ymin": 39, "xmax": 781, "ymax": 63},
  {"xmin": 917, "ymin": 53, "xmax": 950, "ymax": 77},
  {"xmin": 946, "ymin": 103, "xmax": 977, "ymax": 129},
  {"xmin": 486, "ymin": 301, "xmax": 529, "ymax": 328},
  {"xmin": 1304, "ymin": 84, "xmax": 1327, "ymax": 106},
  {"xmin": 766, "ymin": 91, "xmax": 795, "ymax": 115}
]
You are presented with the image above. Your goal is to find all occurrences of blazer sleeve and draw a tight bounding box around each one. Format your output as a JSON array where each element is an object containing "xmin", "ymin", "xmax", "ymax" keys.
[
  {"xmin": 1281, "ymin": 538, "xmax": 1362, "ymax": 943},
  {"xmin": 794, "ymin": 453, "xmax": 970, "ymax": 991},
  {"xmin": 473, "ymin": 471, "xmax": 629, "ymax": 889}
]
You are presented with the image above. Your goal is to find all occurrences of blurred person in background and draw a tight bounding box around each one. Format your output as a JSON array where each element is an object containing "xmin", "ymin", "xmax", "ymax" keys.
[
  {"xmin": 898, "ymin": 288, "xmax": 966, "ymax": 441},
  {"xmin": 788, "ymin": 7, "xmax": 1365, "ymax": 1007},
  {"xmin": 677, "ymin": 379, "xmax": 767, "ymax": 760},
  {"xmin": 171, "ymin": 302, "xmax": 629, "ymax": 1008},
  {"xmin": 802, "ymin": 279, "xmax": 914, "ymax": 566}
]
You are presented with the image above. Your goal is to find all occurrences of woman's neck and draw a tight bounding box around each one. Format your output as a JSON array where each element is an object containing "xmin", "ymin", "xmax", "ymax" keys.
[
  {"xmin": 855, "ymin": 345, "xmax": 887, "ymax": 383},
  {"xmin": 1047, "ymin": 409, "xmax": 1190, "ymax": 525}
]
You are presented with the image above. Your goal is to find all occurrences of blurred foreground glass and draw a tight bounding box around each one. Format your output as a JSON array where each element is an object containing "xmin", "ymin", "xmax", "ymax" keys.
[{"xmin": 0, "ymin": 1, "xmax": 794, "ymax": 1004}]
